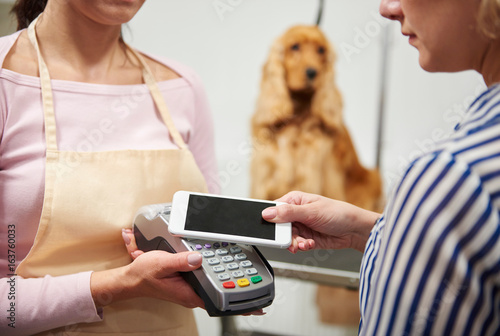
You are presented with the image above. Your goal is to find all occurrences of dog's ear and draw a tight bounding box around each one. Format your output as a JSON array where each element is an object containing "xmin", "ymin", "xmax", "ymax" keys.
[
  {"xmin": 252, "ymin": 34, "xmax": 294, "ymax": 135},
  {"xmin": 311, "ymin": 38, "xmax": 343, "ymax": 131}
]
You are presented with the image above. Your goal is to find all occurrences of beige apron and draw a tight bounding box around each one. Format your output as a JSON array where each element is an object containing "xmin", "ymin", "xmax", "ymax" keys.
[{"xmin": 16, "ymin": 16, "xmax": 208, "ymax": 335}]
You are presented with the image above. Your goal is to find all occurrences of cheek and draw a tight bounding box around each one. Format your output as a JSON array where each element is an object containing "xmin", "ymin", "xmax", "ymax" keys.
[
  {"xmin": 404, "ymin": 0, "xmax": 482, "ymax": 72},
  {"xmin": 418, "ymin": 24, "xmax": 482, "ymax": 72}
]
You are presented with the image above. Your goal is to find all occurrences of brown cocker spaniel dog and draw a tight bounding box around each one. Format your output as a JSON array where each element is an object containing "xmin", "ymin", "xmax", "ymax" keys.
[
  {"xmin": 250, "ymin": 24, "xmax": 384, "ymax": 328},
  {"xmin": 251, "ymin": 25, "xmax": 383, "ymax": 212}
]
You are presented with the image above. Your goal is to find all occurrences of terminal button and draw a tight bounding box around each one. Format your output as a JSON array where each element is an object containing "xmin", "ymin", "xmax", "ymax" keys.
[
  {"xmin": 240, "ymin": 260, "xmax": 252, "ymax": 268},
  {"xmin": 216, "ymin": 248, "xmax": 229, "ymax": 256},
  {"xmin": 207, "ymin": 258, "xmax": 220, "ymax": 265},
  {"xmin": 217, "ymin": 273, "xmax": 230, "ymax": 281},
  {"xmin": 232, "ymin": 270, "xmax": 244, "ymax": 278},
  {"xmin": 227, "ymin": 262, "xmax": 239, "ymax": 270},
  {"xmin": 235, "ymin": 253, "xmax": 247, "ymax": 261},
  {"xmin": 221, "ymin": 255, "xmax": 234, "ymax": 263},
  {"xmin": 230, "ymin": 246, "xmax": 242, "ymax": 254},
  {"xmin": 245, "ymin": 268, "xmax": 258, "ymax": 275},
  {"xmin": 237, "ymin": 279, "xmax": 250, "ymax": 287},
  {"xmin": 202, "ymin": 251, "xmax": 215, "ymax": 258},
  {"xmin": 251, "ymin": 275, "xmax": 262, "ymax": 284},
  {"xmin": 223, "ymin": 281, "xmax": 236, "ymax": 289}
]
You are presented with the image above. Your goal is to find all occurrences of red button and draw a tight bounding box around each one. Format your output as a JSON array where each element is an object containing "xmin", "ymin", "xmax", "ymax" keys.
[{"xmin": 223, "ymin": 281, "xmax": 235, "ymax": 289}]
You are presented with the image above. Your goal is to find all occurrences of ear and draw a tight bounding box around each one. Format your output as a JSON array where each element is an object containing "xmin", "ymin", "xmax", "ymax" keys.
[
  {"xmin": 252, "ymin": 34, "xmax": 294, "ymax": 136},
  {"xmin": 311, "ymin": 40, "xmax": 343, "ymax": 131}
]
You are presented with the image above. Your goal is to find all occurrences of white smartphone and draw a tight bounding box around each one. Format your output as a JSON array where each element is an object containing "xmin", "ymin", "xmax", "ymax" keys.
[{"xmin": 168, "ymin": 191, "xmax": 292, "ymax": 248}]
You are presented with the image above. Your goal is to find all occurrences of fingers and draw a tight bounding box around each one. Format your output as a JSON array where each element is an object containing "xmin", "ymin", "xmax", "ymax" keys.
[
  {"xmin": 122, "ymin": 228, "xmax": 144, "ymax": 259},
  {"xmin": 296, "ymin": 237, "xmax": 315, "ymax": 251},
  {"xmin": 287, "ymin": 237, "xmax": 299, "ymax": 253},
  {"xmin": 154, "ymin": 251, "xmax": 203, "ymax": 275},
  {"xmin": 122, "ymin": 229, "xmax": 203, "ymax": 270},
  {"xmin": 273, "ymin": 191, "xmax": 298, "ymax": 203},
  {"xmin": 262, "ymin": 202, "xmax": 311, "ymax": 224},
  {"xmin": 287, "ymin": 235, "xmax": 315, "ymax": 253},
  {"xmin": 125, "ymin": 250, "xmax": 205, "ymax": 308},
  {"xmin": 273, "ymin": 190, "xmax": 307, "ymax": 204},
  {"xmin": 186, "ymin": 252, "xmax": 203, "ymax": 268},
  {"xmin": 148, "ymin": 252, "xmax": 205, "ymax": 308},
  {"xmin": 133, "ymin": 250, "xmax": 203, "ymax": 278},
  {"xmin": 264, "ymin": 191, "xmax": 323, "ymax": 224}
]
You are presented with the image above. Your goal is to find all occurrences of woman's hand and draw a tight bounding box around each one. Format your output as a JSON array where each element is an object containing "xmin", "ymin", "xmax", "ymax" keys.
[
  {"xmin": 122, "ymin": 228, "xmax": 144, "ymax": 260},
  {"xmin": 112, "ymin": 229, "xmax": 266, "ymax": 315},
  {"xmin": 90, "ymin": 230, "xmax": 204, "ymax": 309},
  {"xmin": 122, "ymin": 250, "xmax": 205, "ymax": 308},
  {"xmin": 262, "ymin": 191, "xmax": 381, "ymax": 253}
]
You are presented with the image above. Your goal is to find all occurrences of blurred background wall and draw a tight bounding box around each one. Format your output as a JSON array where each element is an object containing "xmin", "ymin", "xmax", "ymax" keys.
[
  {"xmin": 0, "ymin": 0, "xmax": 485, "ymax": 335},
  {"xmin": 123, "ymin": 0, "xmax": 484, "ymax": 199}
]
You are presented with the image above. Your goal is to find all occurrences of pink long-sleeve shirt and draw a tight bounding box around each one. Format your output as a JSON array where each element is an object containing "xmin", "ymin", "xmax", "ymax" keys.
[{"xmin": 0, "ymin": 30, "xmax": 219, "ymax": 335}]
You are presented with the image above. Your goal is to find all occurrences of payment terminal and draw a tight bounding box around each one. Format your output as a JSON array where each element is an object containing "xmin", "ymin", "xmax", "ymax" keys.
[{"xmin": 133, "ymin": 203, "xmax": 275, "ymax": 316}]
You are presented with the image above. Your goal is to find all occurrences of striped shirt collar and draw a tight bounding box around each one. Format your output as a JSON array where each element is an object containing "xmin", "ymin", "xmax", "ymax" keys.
[{"xmin": 454, "ymin": 83, "xmax": 500, "ymax": 132}]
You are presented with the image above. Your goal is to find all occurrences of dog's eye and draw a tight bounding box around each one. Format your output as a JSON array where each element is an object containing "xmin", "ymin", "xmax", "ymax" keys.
[
  {"xmin": 318, "ymin": 46, "xmax": 326, "ymax": 54},
  {"xmin": 290, "ymin": 43, "xmax": 300, "ymax": 51}
]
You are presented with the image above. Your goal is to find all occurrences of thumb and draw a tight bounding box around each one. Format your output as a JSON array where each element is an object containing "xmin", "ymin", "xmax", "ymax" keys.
[
  {"xmin": 262, "ymin": 203, "xmax": 309, "ymax": 224},
  {"xmin": 159, "ymin": 251, "xmax": 203, "ymax": 273}
]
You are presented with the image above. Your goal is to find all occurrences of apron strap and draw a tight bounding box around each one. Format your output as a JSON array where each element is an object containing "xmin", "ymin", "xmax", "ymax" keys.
[
  {"xmin": 126, "ymin": 47, "xmax": 188, "ymax": 150},
  {"xmin": 27, "ymin": 16, "xmax": 58, "ymax": 151},
  {"xmin": 26, "ymin": 15, "xmax": 188, "ymax": 151}
]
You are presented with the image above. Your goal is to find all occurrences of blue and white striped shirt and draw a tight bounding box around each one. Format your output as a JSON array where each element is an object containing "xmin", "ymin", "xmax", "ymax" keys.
[{"xmin": 359, "ymin": 84, "xmax": 500, "ymax": 335}]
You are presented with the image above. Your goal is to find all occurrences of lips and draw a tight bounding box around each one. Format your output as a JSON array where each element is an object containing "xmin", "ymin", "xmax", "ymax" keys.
[
  {"xmin": 402, "ymin": 31, "xmax": 417, "ymax": 45},
  {"xmin": 409, "ymin": 35, "xmax": 417, "ymax": 43}
]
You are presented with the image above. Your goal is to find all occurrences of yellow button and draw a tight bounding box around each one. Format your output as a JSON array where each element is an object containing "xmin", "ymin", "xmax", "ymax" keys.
[{"xmin": 237, "ymin": 278, "xmax": 250, "ymax": 287}]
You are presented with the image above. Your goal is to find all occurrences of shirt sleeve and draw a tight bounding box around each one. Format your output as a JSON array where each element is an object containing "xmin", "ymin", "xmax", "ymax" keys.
[
  {"xmin": 0, "ymin": 272, "xmax": 102, "ymax": 336},
  {"xmin": 0, "ymin": 75, "xmax": 6, "ymax": 143},
  {"xmin": 359, "ymin": 151, "xmax": 500, "ymax": 335}
]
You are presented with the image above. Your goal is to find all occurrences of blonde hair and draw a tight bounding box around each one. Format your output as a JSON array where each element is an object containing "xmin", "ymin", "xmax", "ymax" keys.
[{"xmin": 478, "ymin": 0, "xmax": 500, "ymax": 39}]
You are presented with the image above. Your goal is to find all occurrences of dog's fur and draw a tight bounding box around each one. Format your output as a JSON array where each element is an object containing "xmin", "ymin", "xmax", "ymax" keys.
[{"xmin": 251, "ymin": 25, "xmax": 383, "ymax": 212}]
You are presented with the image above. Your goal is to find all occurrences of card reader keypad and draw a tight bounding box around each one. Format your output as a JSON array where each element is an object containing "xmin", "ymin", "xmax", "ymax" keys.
[
  {"xmin": 187, "ymin": 241, "xmax": 266, "ymax": 289},
  {"xmin": 134, "ymin": 204, "xmax": 275, "ymax": 316}
]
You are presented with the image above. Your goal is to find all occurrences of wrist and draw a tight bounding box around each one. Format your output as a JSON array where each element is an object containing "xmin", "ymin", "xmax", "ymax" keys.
[
  {"xmin": 349, "ymin": 209, "xmax": 381, "ymax": 252},
  {"xmin": 90, "ymin": 265, "xmax": 135, "ymax": 308}
]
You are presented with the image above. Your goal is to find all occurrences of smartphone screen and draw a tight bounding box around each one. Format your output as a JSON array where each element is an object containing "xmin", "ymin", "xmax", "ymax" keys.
[{"xmin": 185, "ymin": 194, "xmax": 276, "ymax": 240}]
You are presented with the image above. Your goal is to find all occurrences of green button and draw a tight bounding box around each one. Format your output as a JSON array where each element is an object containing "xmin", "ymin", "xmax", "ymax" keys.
[{"xmin": 251, "ymin": 275, "xmax": 262, "ymax": 284}]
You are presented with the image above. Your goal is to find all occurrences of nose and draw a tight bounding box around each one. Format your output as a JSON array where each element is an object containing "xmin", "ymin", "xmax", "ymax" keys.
[
  {"xmin": 306, "ymin": 68, "xmax": 317, "ymax": 80},
  {"xmin": 379, "ymin": 0, "xmax": 403, "ymax": 21}
]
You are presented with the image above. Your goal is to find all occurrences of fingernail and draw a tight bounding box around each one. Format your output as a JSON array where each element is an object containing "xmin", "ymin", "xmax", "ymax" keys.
[
  {"xmin": 188, "ymin": 253, "xmax": 202, "ymax": 266},
  {"xmin": 262, "ymin": 208, "xmax": 276, "ymax": 219},
  {"xmin": 131, "ymin": 251, "xmax": 141, "ymax": 259},
  {"xmin": 122, "ymin": 230, "xmax": 131, "ymax": 245}
]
